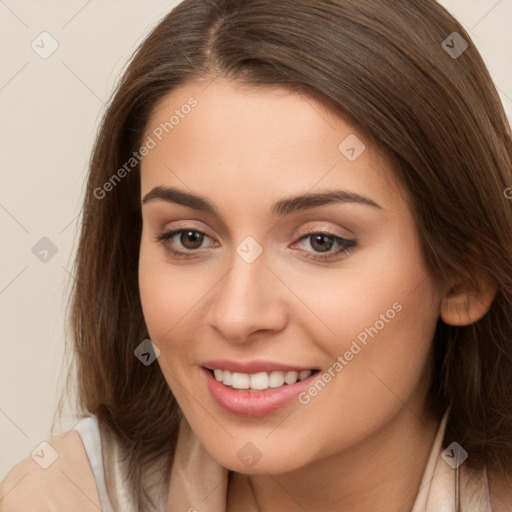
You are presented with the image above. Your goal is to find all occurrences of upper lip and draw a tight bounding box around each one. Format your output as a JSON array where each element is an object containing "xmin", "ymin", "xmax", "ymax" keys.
[{"xmin": 202, "ymin": 359, "xmax": 318, "ymax": 374}]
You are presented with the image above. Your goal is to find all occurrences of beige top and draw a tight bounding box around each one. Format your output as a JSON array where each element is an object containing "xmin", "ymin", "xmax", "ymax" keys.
[{"xmin": 0, "ymin": 409, "xmax": 497, "ymax": 511}]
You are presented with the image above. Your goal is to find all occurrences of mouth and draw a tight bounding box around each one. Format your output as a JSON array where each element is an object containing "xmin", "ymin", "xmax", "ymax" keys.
[
  {"xmin": 203, "ymin": 367, "xmax": 320, "ymax": 392},
  {"xmin": 200, "ymin": 365, "xmax": 322, "ymax": 417}
]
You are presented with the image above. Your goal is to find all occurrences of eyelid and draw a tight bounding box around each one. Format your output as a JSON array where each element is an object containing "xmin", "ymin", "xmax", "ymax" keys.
[
  {"xmin": 160, "ymin": 221, "xmax": 215, "ymax": 239},
  {"xmin": 156, "ymin": 224, "xmax": 357, "ymax": 265},
  {"xmin": 156, "ymin": 222, "xmax": 357, "ymax": 261},
  {"xmin": 159, "ymin": 220, "xmax": 353, "ymax": 244},
  {"xmin": 293, "ymin": 221, "xmax": 354, "ymax": 240}
]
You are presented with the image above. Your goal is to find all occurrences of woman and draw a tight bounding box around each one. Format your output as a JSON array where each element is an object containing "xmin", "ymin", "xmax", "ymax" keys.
[{"xmin": 2, "ymin": 0, "xmax": 512, "ymax": 510}]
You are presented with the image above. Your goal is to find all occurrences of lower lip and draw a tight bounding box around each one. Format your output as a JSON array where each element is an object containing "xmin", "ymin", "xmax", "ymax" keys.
[{"xmin": 201, "ymin": 367, "xmax": 319, "ymax": 417}]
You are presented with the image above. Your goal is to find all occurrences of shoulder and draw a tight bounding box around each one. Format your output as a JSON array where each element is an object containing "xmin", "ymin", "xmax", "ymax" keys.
[
  {"xmin": 1, "ymin": 428, "xmax": 101, "ymax": 512},
  {"xmin": 488, "ymin": 468, "xmax": 512, "ymax": 512}
]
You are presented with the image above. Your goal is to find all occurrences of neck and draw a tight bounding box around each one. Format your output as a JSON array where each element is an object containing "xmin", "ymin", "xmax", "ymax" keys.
[{"xmin": 227, "ymin": 406, "xmax": 441, "ymax": 512}]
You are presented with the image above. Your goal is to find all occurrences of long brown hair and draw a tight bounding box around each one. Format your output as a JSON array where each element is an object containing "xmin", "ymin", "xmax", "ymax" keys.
[{"xmin": 61, "ymin": 0, "xmax": 512, "ymax": 509}]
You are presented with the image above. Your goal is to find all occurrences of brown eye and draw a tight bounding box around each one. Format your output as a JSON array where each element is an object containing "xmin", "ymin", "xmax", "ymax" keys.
[
  {"xmin": 178, "ymin": 230, "xmax": 204, "ymax": 250},
  {"xmin": 293, "ymin": 232, "xmax": 356, "ymax": 262},
  {"xmin": 155, "ymin": 228, "xmax": 213, "ymax": 258},
  {"xmin": 309, "ymin": 233, "xmax": 336, "ymax": 253}
]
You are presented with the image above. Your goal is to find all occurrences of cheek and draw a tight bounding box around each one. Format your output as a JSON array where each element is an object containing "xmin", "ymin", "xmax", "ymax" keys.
[
  {"xmin": 294, "ymin": 237, "xmax": 440, "ymax": 404},
  {"xmin": 138, "ymin": 236, "xmax": 214, "ymax": 359},
  {"xmin": 321, "ymin": 278, "xmax": 439, "ymax": 426},
  {"xmin": 282, "ymin": 240, "xmax": 436, "ymax": 353},
  {"xmin": 138, "ymin": 237, "xmax": 182, "ymax": 343}
]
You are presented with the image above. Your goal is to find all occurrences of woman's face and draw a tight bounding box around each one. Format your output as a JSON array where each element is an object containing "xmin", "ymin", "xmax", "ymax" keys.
[{"xmin": 138, "ymin": 77, "xmax": 444, "ymax": 474}]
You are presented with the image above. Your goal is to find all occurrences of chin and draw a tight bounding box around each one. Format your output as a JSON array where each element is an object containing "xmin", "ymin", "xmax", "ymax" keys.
[{"xmin": 207, "ymin": 443, "xmax": 312, "ymax": 475}]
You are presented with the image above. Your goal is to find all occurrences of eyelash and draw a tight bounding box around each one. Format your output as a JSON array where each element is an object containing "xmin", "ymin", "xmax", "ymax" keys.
[{"xmin": 155, "ymin": 227, "xmax": 356, "ymax": 262}]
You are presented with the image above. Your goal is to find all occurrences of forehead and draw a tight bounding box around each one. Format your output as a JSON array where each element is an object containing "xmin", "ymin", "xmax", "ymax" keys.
[
  {"xmin": 140, "ymin": 78, "xmax": 405, "ymax": 213},
  {"xmin": 144, "ymin": 77, "xmax": 363, "ymax": 155}
]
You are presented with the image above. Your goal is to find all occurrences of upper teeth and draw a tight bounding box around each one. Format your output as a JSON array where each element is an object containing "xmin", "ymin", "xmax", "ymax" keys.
[{"xmin": 212, "ymin": 369, "xmax": 313, "ymax": 390}]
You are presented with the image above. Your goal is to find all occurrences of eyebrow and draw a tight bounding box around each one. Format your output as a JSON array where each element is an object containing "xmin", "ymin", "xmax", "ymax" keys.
[{"xmin": 141, "ymin": 186, "xmax": 382, "ymax": 216}]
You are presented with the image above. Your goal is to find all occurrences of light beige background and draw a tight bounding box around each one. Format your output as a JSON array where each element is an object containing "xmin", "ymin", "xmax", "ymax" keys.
[{"xmin": 1, "ymin": 0, "xmax": 511, "ymax": 480}]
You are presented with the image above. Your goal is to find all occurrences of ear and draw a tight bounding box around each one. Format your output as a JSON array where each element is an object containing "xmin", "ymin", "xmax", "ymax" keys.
[{"xmin": 440, "ymin": 277, "xmax": 498, "ymax": 326}]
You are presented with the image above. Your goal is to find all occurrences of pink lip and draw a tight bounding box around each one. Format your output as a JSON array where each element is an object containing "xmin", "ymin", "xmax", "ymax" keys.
[
  {"xmin": 201, "ymin": 367, "xmax": 319, "ymax": 417},
  {"xmin": 202, "ymin": 359, "xmax": 317, "ymax": 373}
]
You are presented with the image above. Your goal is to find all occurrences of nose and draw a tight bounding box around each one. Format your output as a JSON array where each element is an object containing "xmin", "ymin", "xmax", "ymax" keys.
[{"xmin": 207, "ymin": 249, "xmax": 288, "ymax": 343}]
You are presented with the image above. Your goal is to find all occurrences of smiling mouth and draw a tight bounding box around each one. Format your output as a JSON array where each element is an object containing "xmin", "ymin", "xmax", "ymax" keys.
[{"xmin": 204, "ymin": 368, "xmax": 321, "ymax": 392}]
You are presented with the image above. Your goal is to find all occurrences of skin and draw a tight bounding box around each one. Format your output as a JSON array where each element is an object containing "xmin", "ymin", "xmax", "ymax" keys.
[{"xmin": 138, "ymin": 77, "xmax": 497, "ymax": 512}]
